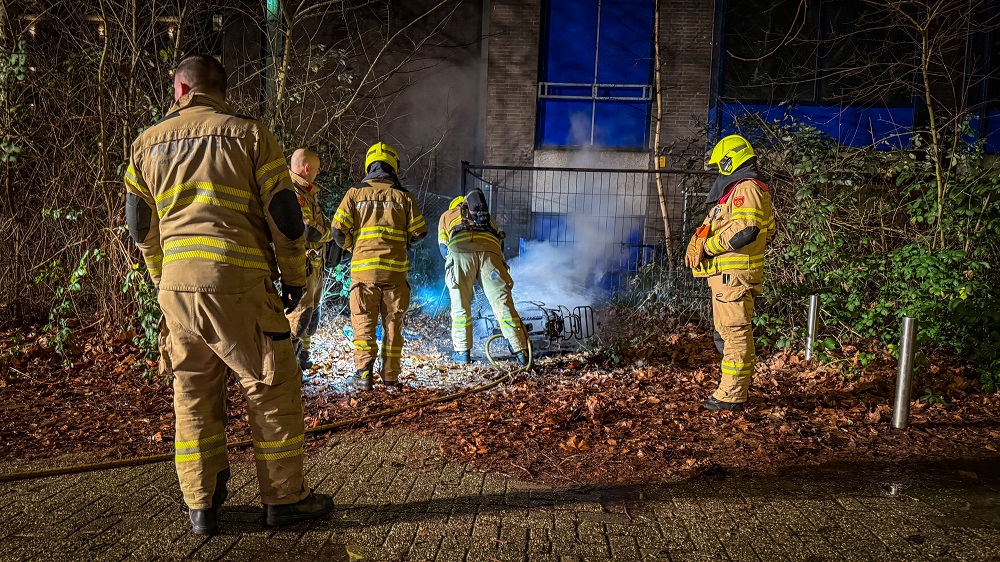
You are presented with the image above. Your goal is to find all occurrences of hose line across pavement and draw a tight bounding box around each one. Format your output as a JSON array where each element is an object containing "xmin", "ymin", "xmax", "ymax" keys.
[{"xmin": 0, "ymin": 337, "xmax": 532, "ymax": 484}]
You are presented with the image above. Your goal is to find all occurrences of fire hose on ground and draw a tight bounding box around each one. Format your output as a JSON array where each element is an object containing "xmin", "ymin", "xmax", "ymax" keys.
[{"xmin": 0, "ymin": 337, "xmax": 532, "ymax": 484}]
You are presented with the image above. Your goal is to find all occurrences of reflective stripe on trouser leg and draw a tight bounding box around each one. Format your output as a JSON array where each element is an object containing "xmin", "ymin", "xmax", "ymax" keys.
[
  {"xmin": 197, "ymin": 283, "xmax": 308, "ymax": 506},
  {"xmin": 447, "ymin": 252, "xmax": 476, "ymax": 352},
  {"xmin": 231, "ymin": 285, "xmax": 309, "ymax": 505},
  {"xmin": 480, "ymin": 252, "xmax": 527, "ymax": 353},
  {"xmin": 380, "ymin": 282, "xmax": 411, "ymax": 382},
  {"xmin": 708, "ymin": 274, "xmax": 757, "ymax": 403},
  {"xmin": 350, "ymin": 282, "xmax": 380, "ymax": 372},
  {"xmin": 159, "ymin": 290, "xmax": 231, "ymax": 510}
]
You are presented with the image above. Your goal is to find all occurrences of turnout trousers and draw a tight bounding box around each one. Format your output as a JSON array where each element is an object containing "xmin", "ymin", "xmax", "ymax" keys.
[
  {"xmin": 158, "ymin": 280, "xmax": 309, "ymax": 509},
  {"xmin": 349, "ymin": 281, "xmax": 410, "ymax": 382},
  {"xmin": 707, "ymin": 271, "xmax": 761, "ymax": 403},
  {"xmin": 286, "ymin": 259, "xmax": 325, "ymax": 353},
  {"xmin": 445, "ymin": 251, "xmax": 528, "ymax": 353}
]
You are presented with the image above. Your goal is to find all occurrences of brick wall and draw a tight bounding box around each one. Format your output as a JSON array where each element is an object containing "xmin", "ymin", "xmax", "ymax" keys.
[
  {"xmin": 659, "ymin": 0, "xmax": 716, "ymax": 155},
  {"xmin": 483, "ymin": 0, "xmax": 541, "ymax": 166}
]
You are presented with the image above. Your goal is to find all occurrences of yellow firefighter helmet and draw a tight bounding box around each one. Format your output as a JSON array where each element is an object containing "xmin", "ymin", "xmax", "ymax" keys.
[
  {"xmin": 707, "ymin": 134, "xmax": 755, "ymax": 176},
  {"xmin": 364, "ymin": 141, "xmax": 399, "ymax": 174},
  {"xmin": 449, "ymin": 196, "xmax": 466, "ymax": 210}
]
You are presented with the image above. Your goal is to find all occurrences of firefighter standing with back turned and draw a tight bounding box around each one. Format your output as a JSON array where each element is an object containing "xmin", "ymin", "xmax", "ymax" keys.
[
  {"xmin": 285, "ymin": 148, "xmax": 333, "ymax": 370},
  {"xmin": 332, "ymin": 142, "xmax": 427, "ymax": 391},
  {"xmin": 438, "ymin": 190, "xmax": 530, "ymax": 366},
  {"xmin": 685, "ymin": 134, "xmax": 774, "ymax": 413},
  {"xmin": 123, "ymin": 55, "xmax": 333, "ymax": 535}
]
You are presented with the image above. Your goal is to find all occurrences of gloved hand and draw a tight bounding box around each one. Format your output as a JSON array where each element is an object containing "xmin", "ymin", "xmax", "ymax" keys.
[
  {"xmin": 684, "ymin": 224, "xmax": 710, "ymax": 269},
  {"xmin": 280, "ymin": 284, "xmax": 305, "ymax": 312}
]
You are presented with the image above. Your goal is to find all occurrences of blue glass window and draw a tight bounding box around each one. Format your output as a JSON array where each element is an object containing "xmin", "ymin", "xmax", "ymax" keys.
[{"xmin": 537, "ymin": 0, "xmax": 655, "ymax": 148}]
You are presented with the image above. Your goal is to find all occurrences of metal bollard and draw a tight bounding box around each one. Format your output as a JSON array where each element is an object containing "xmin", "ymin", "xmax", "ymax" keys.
[
  {"xmin": 804, "ymin": 294, "xmax": 819, "ymax": 361},
  {"xmin": 892, "ymin": 317, "xmax": 918, "ymax": 430}
]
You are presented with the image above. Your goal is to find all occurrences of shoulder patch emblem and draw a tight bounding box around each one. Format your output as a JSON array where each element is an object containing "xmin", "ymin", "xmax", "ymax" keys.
[
  {"xmin": 734, "ymin": 196, "xmax": 745, "ymax": 208},
  {"xmin": 296, "ymin": 195, "xmax": 306, "ymax": 206}
]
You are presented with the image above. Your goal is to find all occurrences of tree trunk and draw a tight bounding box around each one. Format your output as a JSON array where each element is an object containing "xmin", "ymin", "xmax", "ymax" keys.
[{"xmin": 652, "ymin": 0, "xmax": 674, "ymax": 270}]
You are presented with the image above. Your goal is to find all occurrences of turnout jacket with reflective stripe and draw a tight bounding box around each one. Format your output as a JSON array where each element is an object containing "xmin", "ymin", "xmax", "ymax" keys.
[
  {"xmin": 332, "ymin": 179, "xmax": 427, "ymax": 283},
  {"xmin": 437, "ymin": 207, "xmax": 503, "ymax": 257},
  {"xmin": 692, "ymin": 178, "xmax": 774, "ymax": 280},
  {"xmin": 124, "ymin": 93, "xmax": 306, "ymax": 293}
]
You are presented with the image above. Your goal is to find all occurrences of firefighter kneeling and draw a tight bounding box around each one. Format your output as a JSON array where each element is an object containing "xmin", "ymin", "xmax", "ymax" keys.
[
  {"xmin": 686, "ymin": 134, "xmax": 774, "ymax": 413},
  {"xmin": 438, "ymin": 189, "xmax": 529, "ymax": 366}
]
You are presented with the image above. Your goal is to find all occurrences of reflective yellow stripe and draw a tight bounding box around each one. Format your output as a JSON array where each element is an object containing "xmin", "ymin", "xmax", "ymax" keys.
[
  {"xmin": 255, "ymin": 157, "xmax": 287, "ymax": 181},
  {"xmin": 706, "ymin": 237, "xmax": 726, "ymax": 255},
  {"xmin": 354, "ymin": 340, "xmax": 376, "ymax": 350},
  {"xmin": 175, "ymin": 433, "xmax": 227, "ymax": 450},
  {"xmin": 254, "ymin": 448, "xmax": 303, "ymax": 462},
  {"xmin": 452, "ymin": 319, "xmax": 470, "ymax": 326},
  {"xmin": 408, "ymin": 215, "xmax": 426, "ymax": 232},
  {"xmin": 254, "ymin": 434, "xmax": 304, "ymax": 449},
  {"xmin": 176, "ymin": 445, "xmax": 228, "ymax": 463},
  {"xmin": 351, "ymin": 257, "xmax": 410, "ymax": 273},
  {"xmin": 721, "ymin": 361, "xmax": 754, "ymax": 375},
  {"xmin": 154, "ymin": 181, "xmax": 258, "ymax": 218},
  {"xmin": 694, "ymin": 253, "xmax": 765, "ymax": 275},
  {"xmin": 260, "ymin": 169, "xmax": 290, "ymax": 197},
  {"xmin": 334, "ymin": 208, "xmax": 354, "ymax": 228},
  {"xmin": 124, "ymin": 169, "xmax": 149, "ymax": 196},
  {"xmin": 163, "ymin": 237, "xmax": 270, "ymax": 270},
  {"xmin": 144, "ymin": 253, "xmax": 163, "ymax": 276},
  {"xmin": 275, "ymin": 255, "xmax": 306, "ymax": 279},
  {"xmin": 165, "ymin": 237, "xmax": 265, "ymax": 256},
  {"xmin": 356, "ymin": 226, "xmax": 408, "ymax": 242},
  {"xmin": 731, "ymin": 210, "xmax": 766, "ymax": 222},
  {"xmin": 449, "ymin": 232, "xmax": 502, "ymax": 250},
  {"xmin": 500, "ymin": 317, "xmax": 522, "ymax": 327}
]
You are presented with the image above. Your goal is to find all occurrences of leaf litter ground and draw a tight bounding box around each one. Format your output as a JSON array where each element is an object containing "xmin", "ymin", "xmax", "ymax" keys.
[{"xmin": 2, "ymin": 310, "xmax": 998, "ymax": 484}]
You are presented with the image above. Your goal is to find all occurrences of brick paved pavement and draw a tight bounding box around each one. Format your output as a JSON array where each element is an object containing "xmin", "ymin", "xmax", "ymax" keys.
[{"xmin": 1, "ymin": 430, "xmax": 999, "ymax": 561}]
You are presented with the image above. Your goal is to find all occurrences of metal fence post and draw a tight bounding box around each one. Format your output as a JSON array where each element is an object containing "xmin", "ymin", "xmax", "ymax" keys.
[
  {"xmin": 892, "ymin": 317, "xmax": 918, "ymax": 430},
  {"xmin": 460, "ymin": 160, "xmax": 469, "ymax": 195},
  {"xmin": 804, "ymin": 294, "xmax": 819, "ymax": 361}
]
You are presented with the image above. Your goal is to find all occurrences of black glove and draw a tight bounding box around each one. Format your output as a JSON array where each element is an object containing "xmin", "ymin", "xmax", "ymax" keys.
[{"xmin": 281, "ymin": 284, "xmax": 305, "ymax": 312}]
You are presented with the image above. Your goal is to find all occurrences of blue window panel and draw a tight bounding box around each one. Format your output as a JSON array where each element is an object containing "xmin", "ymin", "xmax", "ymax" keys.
[
  {"xmin": 714, "ymin": 102, "xmax": 915, "ymax": 150},
  {"xmin": 542, "ymin": 0, "xmax": 599, "ymax": 83},
  {"xmin": 594, "ymin": 101, "xmax": 649, "ymax": 148},
  {"xmin": 530, "ymin": 213, "xmax": 573, "ymax": 245},
  {"xmin": 538, "ymin": 100, "xmax": 594, "ymax": 146},
  {"xmin": 595, "ymin": 0, "xmax": 655, "ymax": 85}
]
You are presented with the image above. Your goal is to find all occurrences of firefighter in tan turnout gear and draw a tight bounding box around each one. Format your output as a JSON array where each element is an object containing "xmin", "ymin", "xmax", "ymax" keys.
[
  {"xmin": 438, "ymin": 190, "xmax": 529, "ymax": 366},
  {"xmin": 332, "ymin": 142, "xmax": 427, "ymax": 391},
  {"xmin": 285, "ymin": 148, "xmax": 333, "ymax": 370},
  {"xmin": 685, "ymin": 134, "xmax": 774, "ymax": 413},
  {"xmin": 123, "ymin": 55, "xmax": 333, "ymax": 535}
]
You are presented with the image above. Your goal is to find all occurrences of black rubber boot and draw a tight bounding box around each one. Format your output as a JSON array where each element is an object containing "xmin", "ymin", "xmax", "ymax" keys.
[
  {"xmin": 186, "ymin": 467, "xmax": 230, "ymax": 535},
  {"xmin": 189, "ymin": 508, "xmax": 220, "ymax": 535},
  {"xmin": 264, "ymin": 490, "xmax": 334, "ymax": 527},
  {"xmin": 350, "ymin": 365, "xmax": 374, "ymax": 391},
  {"xmin": 451, "ymin": 351, "xmax": 470, "ymax": 364},
  {"xmin": 700, "ymin": 396, "xmax": 746, "ymax": 413}
]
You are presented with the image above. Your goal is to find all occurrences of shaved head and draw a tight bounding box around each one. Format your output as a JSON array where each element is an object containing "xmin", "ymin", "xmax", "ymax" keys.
[
  {"xmin": 173, "ymin": 55, "xmax": 227, "ymax": 101},
  {"xmin": 290, "ymin": 148, "xmax": 321, "ymax": 184}
]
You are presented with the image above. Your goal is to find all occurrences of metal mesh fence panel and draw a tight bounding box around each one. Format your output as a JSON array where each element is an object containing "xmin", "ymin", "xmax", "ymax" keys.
[{"xmin": 461, "ymin": 163, "xmax": 717, "ymax": 314}]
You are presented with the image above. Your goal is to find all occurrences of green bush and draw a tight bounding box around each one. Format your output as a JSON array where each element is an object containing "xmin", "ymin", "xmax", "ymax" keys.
[{"xmin": 743, "ymin": 119, "xmax": 1000, "ymax": 388}]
